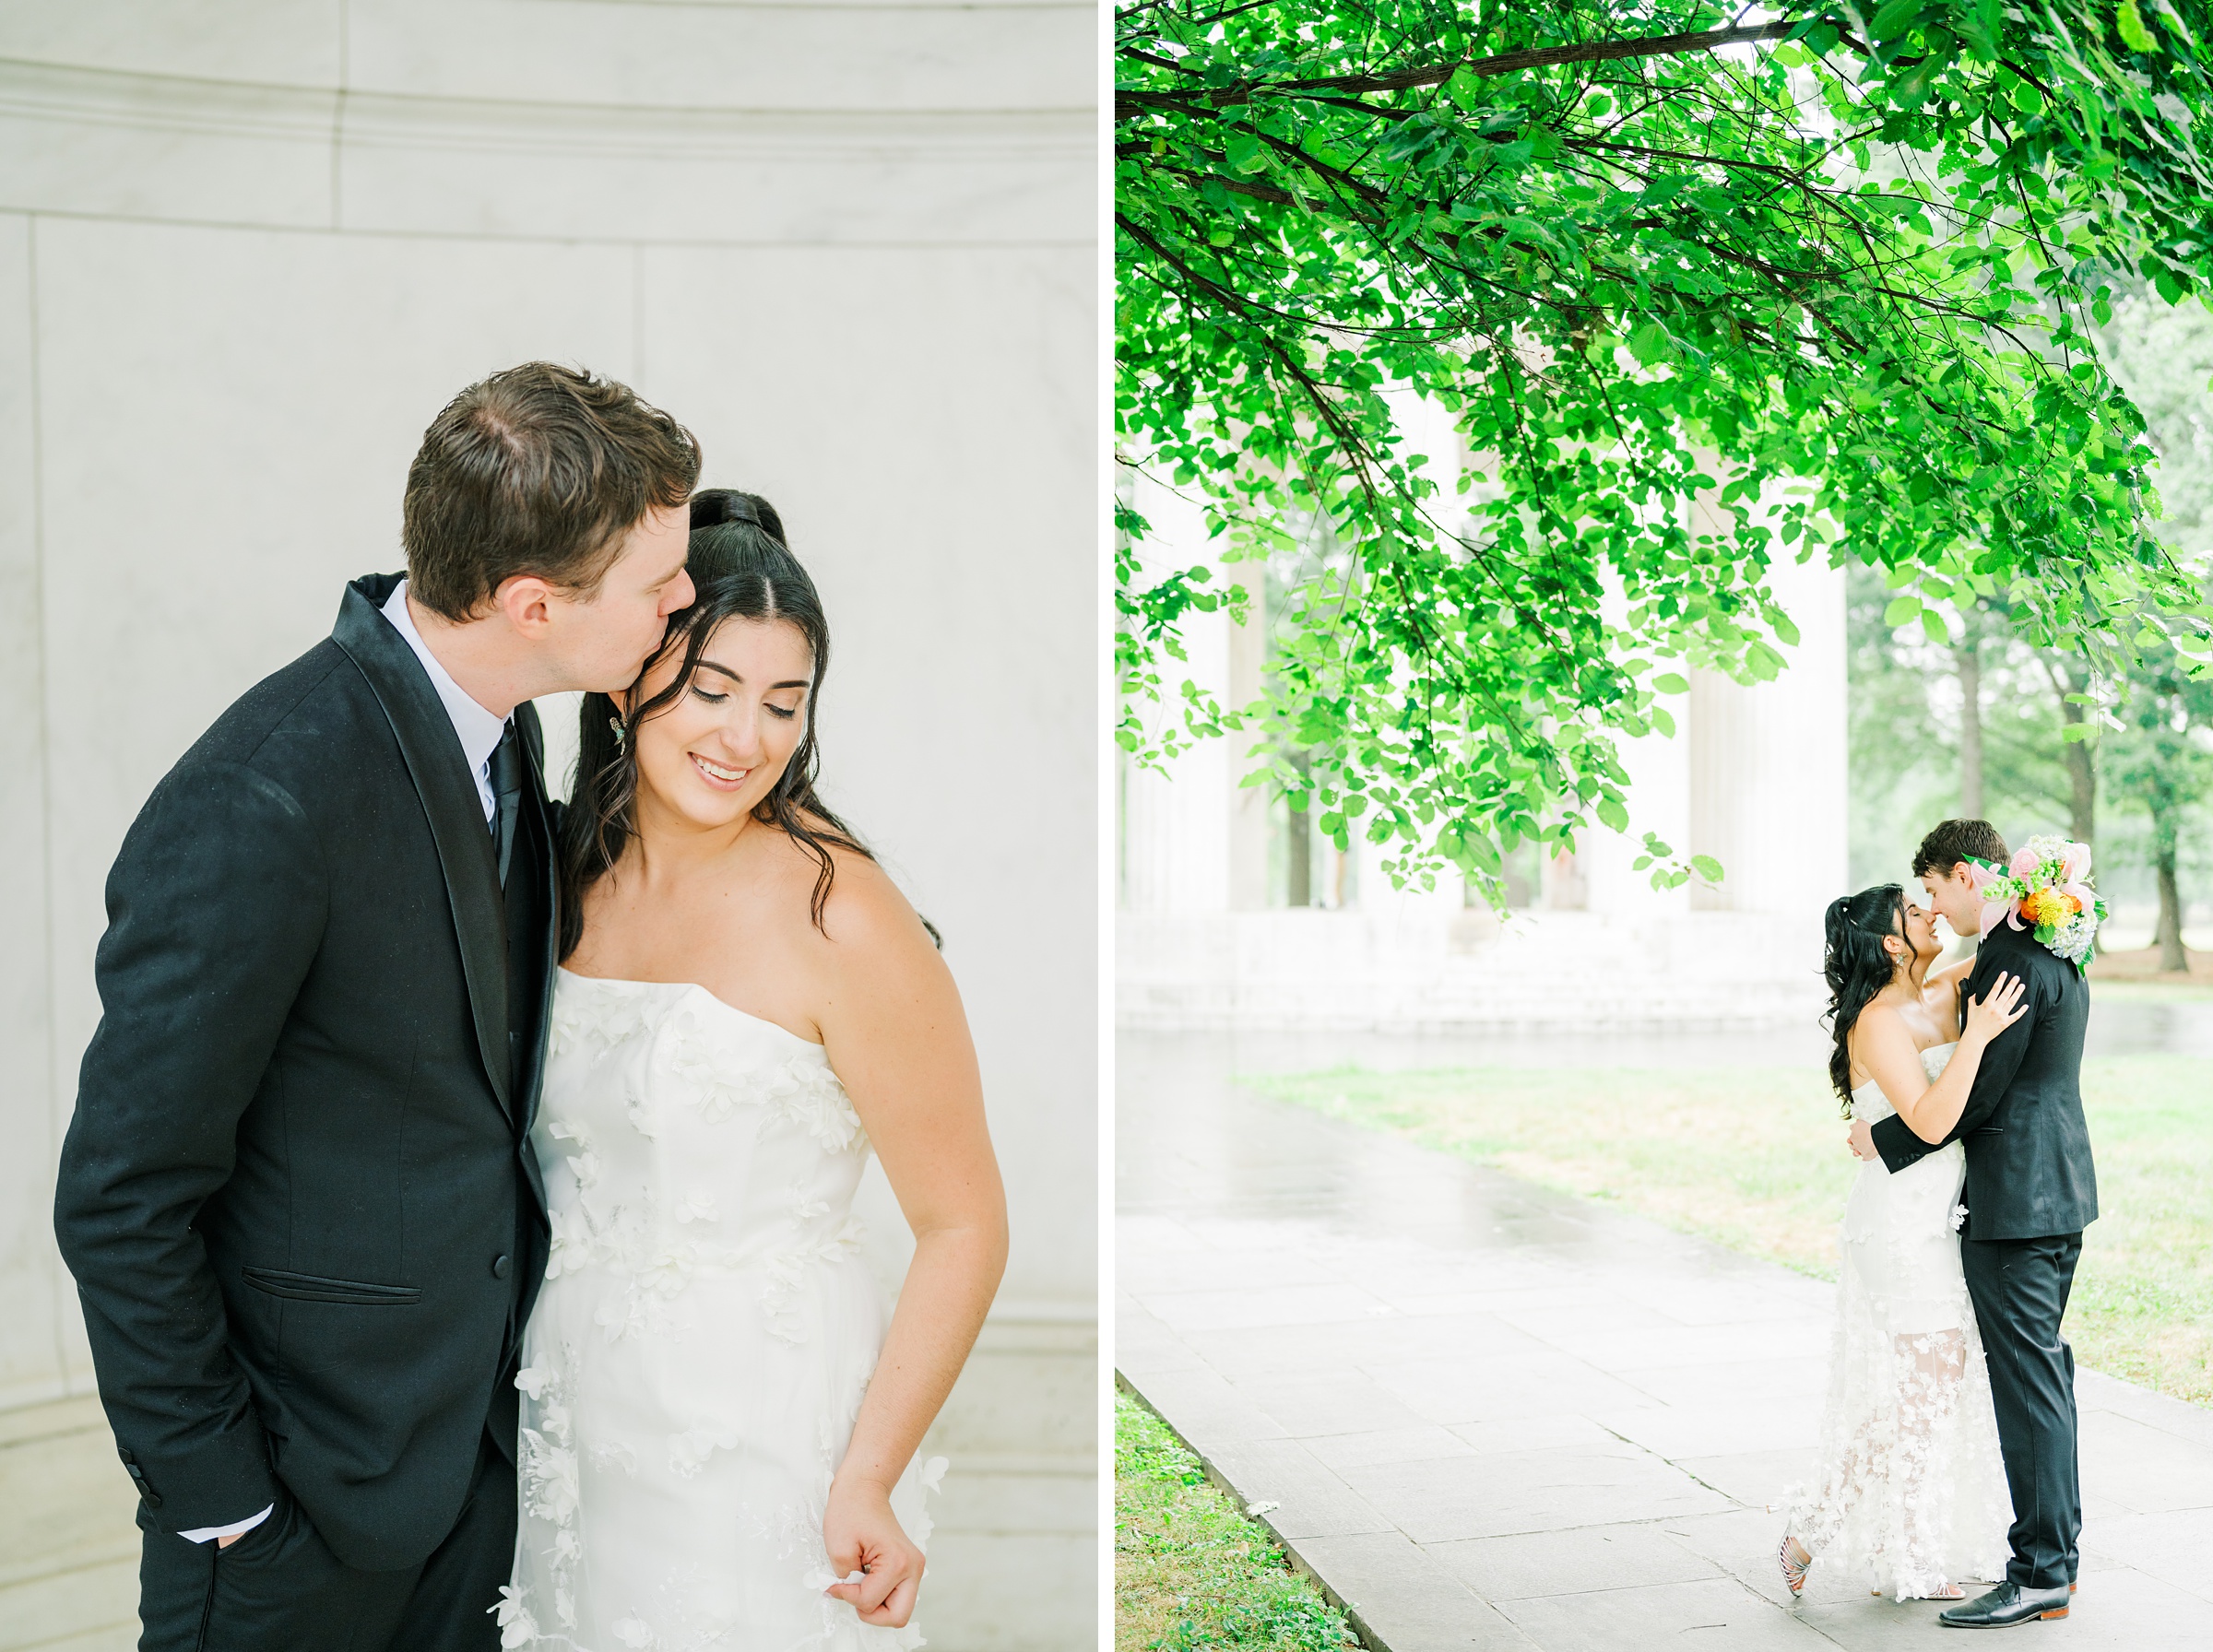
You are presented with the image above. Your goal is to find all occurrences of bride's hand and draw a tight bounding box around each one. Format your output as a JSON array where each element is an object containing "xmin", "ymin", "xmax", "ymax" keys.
[
  {"xmin": 822, "ymin": 1475, "xmax": 925, "ymax": 1628},
  {"xmin": 1963, "ymin": 973, "xmax": 2028, "ymax": 1044}
]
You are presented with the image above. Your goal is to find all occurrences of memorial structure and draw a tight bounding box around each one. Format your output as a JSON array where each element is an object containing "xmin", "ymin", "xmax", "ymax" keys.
[
  {"xmin": 1119, "ymin": 445, "xmax": 1850, "ymax": 1037},
  {"xmin": 0, "ymin": 4, "xmax": 1094, "ymax": 1646}
]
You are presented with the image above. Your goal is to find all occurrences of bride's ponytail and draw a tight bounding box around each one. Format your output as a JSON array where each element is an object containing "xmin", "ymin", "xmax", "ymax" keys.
[{"xmin": 1824, "ymin": 885, "xmax": 1908, "ymax": 1112}]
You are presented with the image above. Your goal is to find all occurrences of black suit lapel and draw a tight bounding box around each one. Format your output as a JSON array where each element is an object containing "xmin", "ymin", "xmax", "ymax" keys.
[
  {"xmin": 330, "ymin": 574, "xmax": 512, "ymax": 1119},
  {"xmin": 513, "ymin": 698, "xmax": 559, "ymax": 1148}
]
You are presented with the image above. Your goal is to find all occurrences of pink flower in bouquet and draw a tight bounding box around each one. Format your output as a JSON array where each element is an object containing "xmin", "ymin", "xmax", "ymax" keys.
[
  {"xmin": 2011, "ymin": 846, "xmax": 2041, "ymax": 877},
  {"xmin": 1965, "ymin": 861, "xmax": 2011, "ymax": 937},
  {"xmin": 2062, "ymin": 841, "xmax": 2092, "ymax": 882}
]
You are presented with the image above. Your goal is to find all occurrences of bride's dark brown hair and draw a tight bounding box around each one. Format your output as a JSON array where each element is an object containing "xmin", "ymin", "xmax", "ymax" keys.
[
  {"xmin": 557, "ymin": 490, "xmax": 870, "ymax": 961},
  {"xmin": 1823, "ymin": 883, "xmax": 1911, "ymax": 1115}
]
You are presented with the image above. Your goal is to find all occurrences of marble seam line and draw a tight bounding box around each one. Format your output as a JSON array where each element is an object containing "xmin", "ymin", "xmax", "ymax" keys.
[{"xmin": 0, "ymin": 205, "xmax": 1095, "ymax": 254}]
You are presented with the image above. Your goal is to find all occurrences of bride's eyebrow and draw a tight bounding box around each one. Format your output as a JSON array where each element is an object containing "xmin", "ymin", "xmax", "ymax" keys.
[{"xmin": 695, "ymin": 659, "xmax": 810, "ymax": 691}]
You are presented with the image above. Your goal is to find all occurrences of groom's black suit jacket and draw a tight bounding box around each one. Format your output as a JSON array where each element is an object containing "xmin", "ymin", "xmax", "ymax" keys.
[
  {"xmin": 53, "ymin": 572, "xmax": 555, "ymax": 1572},
  {"xmin": 1870, "ymin": 920, "xmax": 2097, "ymax": 1241}
]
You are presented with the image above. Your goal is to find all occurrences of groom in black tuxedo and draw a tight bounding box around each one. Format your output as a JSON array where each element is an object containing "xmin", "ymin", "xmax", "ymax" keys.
[
  {"xmin": 1853, "ymin": 817, "xmax": 2097, "ymax": 1629},
  {"xmin": 53, "ymin": 363, "xmax": 699, "ymax": 1650}
]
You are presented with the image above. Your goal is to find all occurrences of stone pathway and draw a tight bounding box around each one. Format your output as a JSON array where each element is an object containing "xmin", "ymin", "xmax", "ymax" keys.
[{"xmin": 1117, "ymin": 1031, "xmax": 2213, "ymax": 1652}]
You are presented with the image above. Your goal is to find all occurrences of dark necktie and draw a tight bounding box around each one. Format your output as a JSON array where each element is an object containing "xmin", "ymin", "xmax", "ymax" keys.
[{"xmin": 490, "ymin": 722, "xmax": 525, "ymax": 887}]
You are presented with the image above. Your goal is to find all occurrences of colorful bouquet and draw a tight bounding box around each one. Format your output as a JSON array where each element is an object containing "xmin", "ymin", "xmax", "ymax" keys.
[{"xmin": 1966, "ymin": 836, "xmax": 2105, "ymax": 974}]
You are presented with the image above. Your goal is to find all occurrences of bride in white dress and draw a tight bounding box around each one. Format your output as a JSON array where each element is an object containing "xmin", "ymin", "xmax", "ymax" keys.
[
  {"xmin": 1779, "ymin": 885, "xmax": 2022, "ymax": 1604},
  {"xmin": 498, "ymin": 491, "xmax": 1008, "ymax": 1649}
]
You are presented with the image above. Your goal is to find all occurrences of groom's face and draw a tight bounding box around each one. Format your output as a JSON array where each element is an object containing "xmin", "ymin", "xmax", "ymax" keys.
[
  {"xmin": 545, "ymin": 503, "xmax": 694, "ymax": 693},
  {"xmin": 1920, "ymin": 865, "xmax": 1981, "ymax": 938}
]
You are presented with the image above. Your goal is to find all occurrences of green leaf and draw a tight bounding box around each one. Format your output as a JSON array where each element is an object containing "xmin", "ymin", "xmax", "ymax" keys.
[
  {"xmin": 1920, "ymin": 608, "xmax": 1950, "ymax": 645},
  {"xmin": 2116, "ymin": 0, "xmax": 2159, "ymax": 53},
  {"xmin": 1871, "ymin": 0, "xmax": 1926, "ymax": 38},
  {"xmin": 1628, "ymin": 323, "xmax": 1675, "ymax": 366},
  {"xmin": 1224, "ymin": 131, "xmax": 1268, "ymax": 174},
  {"xmin": 1595, "ymin": 796, "xmax": 1629, "ymax": 832},
  {"xmin": 1652, "ymin": 673, "xmax": 1690, "ymax": 695},
  {"xmin": 1690, "ymin": 855, "xmax": 1725, "ymax": 882},
  {"xmin": 1884, "ymin": 596, "xmax": 1922, "ymax": 627}
]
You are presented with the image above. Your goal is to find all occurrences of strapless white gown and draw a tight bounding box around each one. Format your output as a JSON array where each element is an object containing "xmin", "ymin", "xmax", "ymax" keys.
[
  {"xmin": 1783, "ymin": 1042, "xmax": 2012, "ymax": 1599},
  {"xmin": 497, "ymin": 971, "xmax": 941, "ymax": 1651}
]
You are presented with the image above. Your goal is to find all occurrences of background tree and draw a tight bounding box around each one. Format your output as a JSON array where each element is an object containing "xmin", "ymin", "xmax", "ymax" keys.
[
  {"xmin": 1118, "ymin": 0, "xmax": 2213, "ymax": 898},
  {"xmin": 1847, "ymin": 281, "xmax": 2213, "ymax": 943},
  {"xmin": 2106, "ymin": 642, "xmax": 2213, "ymax": 967}
]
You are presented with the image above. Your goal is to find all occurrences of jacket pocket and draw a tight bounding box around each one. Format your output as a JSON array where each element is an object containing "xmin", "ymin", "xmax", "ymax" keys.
[{"xmin": 241, "ymin": 1267, "xmax": 421, "ymax": 1305}]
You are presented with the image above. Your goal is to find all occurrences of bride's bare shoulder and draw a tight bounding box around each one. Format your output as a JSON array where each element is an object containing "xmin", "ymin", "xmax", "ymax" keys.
[
  {"xmin": 1855, "ymin": 997, "xmax": 1905, "ymax": 1031},
  {"xmin": 1848, "ymin": 997, "xmax": 1911, "ymax": 1061},
  {"xmin": 761, "ymin": 824, "xmax": 938, "ymax": 962}
]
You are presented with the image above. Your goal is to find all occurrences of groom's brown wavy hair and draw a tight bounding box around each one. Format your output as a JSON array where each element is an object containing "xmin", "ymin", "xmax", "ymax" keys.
[
  {"xmin": 1912, "ymin": 819, "xmax": 2010, "ymax": 879},
  {"xmin": 402, "ymin": 362, "xmax": 700, "ymax": 620}
]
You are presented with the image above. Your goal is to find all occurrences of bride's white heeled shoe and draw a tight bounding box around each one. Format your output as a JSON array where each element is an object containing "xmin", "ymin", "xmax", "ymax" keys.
[{"xmin": 1779, "ymin": 1533, "xmax": 1812, "ymax": 1599}]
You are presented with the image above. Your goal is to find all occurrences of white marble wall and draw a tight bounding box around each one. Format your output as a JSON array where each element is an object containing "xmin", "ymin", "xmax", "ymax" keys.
[{"xmin": 0, "ymin": 6, "xmax": 1095, "ymax": 1646}]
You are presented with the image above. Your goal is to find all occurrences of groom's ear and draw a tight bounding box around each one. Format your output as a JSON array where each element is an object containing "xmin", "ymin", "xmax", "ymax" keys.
[{"xmin": 489, "ymin": 573, "xmax": 561, "ymax": 638}]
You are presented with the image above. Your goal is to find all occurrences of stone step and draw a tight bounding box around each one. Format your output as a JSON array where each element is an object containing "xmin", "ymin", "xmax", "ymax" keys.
[
  {"xmin": 0, "ymin": 1559, "xmax": 137, "ymax": 1652},
  {"xmin": 0, "ymin": 1398, "xmax": 138, "ymax": 1652}
]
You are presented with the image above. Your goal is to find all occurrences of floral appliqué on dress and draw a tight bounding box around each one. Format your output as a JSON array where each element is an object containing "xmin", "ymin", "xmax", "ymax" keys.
[{"xmin": 502, "ymin": 974, "xmax": 942, "ymax": 1650}]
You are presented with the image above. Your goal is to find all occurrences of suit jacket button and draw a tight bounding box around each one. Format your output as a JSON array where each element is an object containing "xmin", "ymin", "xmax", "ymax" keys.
[{"xmin": 492, "ymin": 1254, "xmax": 512, "ymax": 1280}]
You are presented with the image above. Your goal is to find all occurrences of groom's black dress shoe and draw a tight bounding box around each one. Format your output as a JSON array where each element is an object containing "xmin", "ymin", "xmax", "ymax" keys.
[{"xmin": 1938, "ymin": 1582, "xmax": 2072, "ymax": 1627}]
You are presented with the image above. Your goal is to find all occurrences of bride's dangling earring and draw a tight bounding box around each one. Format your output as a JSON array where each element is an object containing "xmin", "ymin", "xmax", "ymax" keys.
[{"xmin": 609, "ymin": 715, "xmax": 626, "ymax": 747}]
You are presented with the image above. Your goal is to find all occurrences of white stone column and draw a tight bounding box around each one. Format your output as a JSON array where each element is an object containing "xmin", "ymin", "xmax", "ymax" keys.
[
  {"xmin": 1119, "ymin": 470, "xmax": 1235, "ymax": 916},
  {"xmin": 0, "ymin": 210, "xmax": 64, "ymax": 1410},
  {"xmin": 1689, "ymin": 542, "xmax": 1849, "ymax": 918}
]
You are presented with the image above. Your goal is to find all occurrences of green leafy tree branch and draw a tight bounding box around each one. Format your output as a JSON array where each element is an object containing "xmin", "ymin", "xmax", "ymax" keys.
[{"xmin": 1117, "ymin": 0, "xmax": 2213, "ymax": 900}]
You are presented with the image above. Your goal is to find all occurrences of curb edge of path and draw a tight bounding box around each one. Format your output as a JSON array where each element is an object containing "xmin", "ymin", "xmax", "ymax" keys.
[{"xmin": 1117, "ymin": 1369, "xmax": 1404, "ymax": 1652}]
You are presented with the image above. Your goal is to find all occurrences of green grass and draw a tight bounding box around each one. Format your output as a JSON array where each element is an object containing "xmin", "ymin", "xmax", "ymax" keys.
[
  {"xmin": 1245, "ymin": 1056, "xmax": 2213, "ymax": 1407},
  {"xmin": 1115, "ymin": 1390, "xmax": 1358, "ymax": 1652}
]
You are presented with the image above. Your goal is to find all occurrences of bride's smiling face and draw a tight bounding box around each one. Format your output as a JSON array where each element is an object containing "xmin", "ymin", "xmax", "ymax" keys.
[
  {"xmin": 1889, "ymin": 899, "xmax": 1942, "ymax": 972},
  {"xmin": 625, "ymin": 616, "xmax": 815, "ymax": 830}
]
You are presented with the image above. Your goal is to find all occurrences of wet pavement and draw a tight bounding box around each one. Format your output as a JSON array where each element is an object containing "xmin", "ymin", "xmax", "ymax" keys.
[{"xmin": 1116, "ymin": 1029, "xmax": 2213, "ymax": 1652}]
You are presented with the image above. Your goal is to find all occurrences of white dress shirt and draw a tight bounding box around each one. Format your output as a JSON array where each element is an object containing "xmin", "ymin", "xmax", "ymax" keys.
[
  {"xmin": 179, "ymin": 581, "xmax": 508, "ymax": 1548},
  {"xmin": 382, "ymin": 578, "xmax": 510, "ymax": 824}
]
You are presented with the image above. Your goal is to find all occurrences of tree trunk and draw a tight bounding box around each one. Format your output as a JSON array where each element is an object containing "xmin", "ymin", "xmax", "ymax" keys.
[
  {"xmin": 2063, "ymin": 725, "xmax": 2096, "ymax": 846},
  {"xmin": 2154, "ymin": 856, "xmax": 2188, "ymax": 973},
  {"xmin": 2053, "ymin": 659, "xmax": 2097, "ymax": 846},
  {"xmin": 2152, "ymin": 796, "xmax": 2189, "ymax": 973},
  {"xmin": 1955, "ymin": 638, "xmax": 1983, "ymax": 819},
  {"xmin": 1285, "ymin": 754, "xmax": 1312, "ymax": 907}
]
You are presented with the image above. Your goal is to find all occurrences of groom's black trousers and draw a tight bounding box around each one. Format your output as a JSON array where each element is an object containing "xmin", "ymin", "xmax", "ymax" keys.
[
  {"xmin": 136, "ymin": 1426, "xmax": 513, "ymax": 1652},
  {"xmin": 1961, "ymin": 1233, "xmax": 2083, "ymax": 1592}
]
